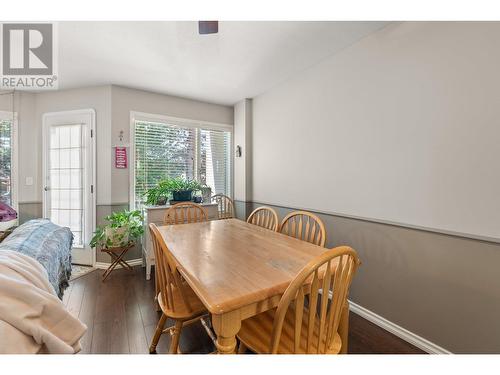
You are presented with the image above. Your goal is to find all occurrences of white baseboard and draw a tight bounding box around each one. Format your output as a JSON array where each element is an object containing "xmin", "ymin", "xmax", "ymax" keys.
[
  {"xmin": 94, "ymin": 258, "xmax": 143, "ymax": 270},
  {"xmin": 349, "ymin": 300, "xmax": 451, "ymax": 354},
  {"xmin": 91, "ymin": 262, "xmax": 450, "ymax": 353}
]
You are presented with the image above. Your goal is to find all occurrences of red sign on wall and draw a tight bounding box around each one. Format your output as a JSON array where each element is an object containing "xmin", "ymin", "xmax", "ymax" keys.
[{"xmin": 115, "ymin": 147, "xmax": 128, "ymax": 169}]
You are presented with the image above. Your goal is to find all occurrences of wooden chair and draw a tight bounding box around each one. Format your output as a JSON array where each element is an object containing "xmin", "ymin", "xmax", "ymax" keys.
[
  {"xmin": 148, "ymin": 223, "xmax": 208, "ymax": 354},
  {"xmin": 158, "ymin": 203, "xmax": 207, "ymax": 303},
  {"xmin": 211, "ymin": 194, "xmax": 235, "ymax": 219},
  {"xmin": 237, "ymin": 246, "xmax": 360, "ymax": 354},
  {"xmin": 246, "ymin": 206, "xmax": 279, "ymax": 232},
  {"xmin": 163, "ymin": 202, "xmax": 208, "ymax": 225},
  {"xmin": 279, "ymin": 211, "xmax": 327, "ymax": 247}
]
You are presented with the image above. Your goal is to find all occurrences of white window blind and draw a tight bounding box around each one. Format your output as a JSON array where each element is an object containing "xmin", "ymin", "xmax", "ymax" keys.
[
  {"xmin": 134, "ymin": 120, "xmax": 231, "ymax": 207},
  {"xmin": 0, "ymin": 119, "xmax": 13, "ymax": 206}
]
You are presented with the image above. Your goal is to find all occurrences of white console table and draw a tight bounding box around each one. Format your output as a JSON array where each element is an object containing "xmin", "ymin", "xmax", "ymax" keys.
[{"xmin": 142, "ymin": 203, "xmax": 219, "ymax": 280}]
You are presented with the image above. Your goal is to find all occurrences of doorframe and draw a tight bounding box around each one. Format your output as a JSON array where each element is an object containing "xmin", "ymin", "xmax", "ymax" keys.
[
  {"xmin": 42, "ymin": 109, "xmax": 96, "ymax": 266},
  {"xmin": 0, "ymin": 110, "xmax": 18, "ymax": 212}
]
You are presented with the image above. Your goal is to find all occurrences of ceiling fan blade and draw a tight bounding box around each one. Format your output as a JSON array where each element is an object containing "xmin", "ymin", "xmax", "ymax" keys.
[{"xmin": 199, "ymin": 21, "xmax": 218, "ymax": 35}]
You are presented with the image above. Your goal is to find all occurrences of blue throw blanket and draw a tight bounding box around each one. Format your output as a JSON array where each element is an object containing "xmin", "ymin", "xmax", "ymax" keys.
[{"xmin": 0, "ymin": 219, "xmax": 73, "ymax": 298}]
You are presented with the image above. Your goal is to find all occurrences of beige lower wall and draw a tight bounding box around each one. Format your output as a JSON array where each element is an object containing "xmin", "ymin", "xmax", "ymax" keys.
[
  {"xmin": 18, "ymin": 202, "xmax": 43, "ymax": 224},
  {"xmin": 234, "ymin": 200, "xmax": 254, "ymax": 221},
  {"xmin": 20, "ymin": 199, "xmax": 499, "ymax": 352},
  {"xmin": 238, "ymin": 200, "xmax": 500, "ymax": 354},
  {"xmin": 17, "ymin": 202, "xmax": 143, "ymax": 264}
]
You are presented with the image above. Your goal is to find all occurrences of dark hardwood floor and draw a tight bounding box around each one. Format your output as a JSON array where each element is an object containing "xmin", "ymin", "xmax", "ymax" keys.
[{"xmin": 65, "ymin": 266, "xmax": 424, "ymax": 354}]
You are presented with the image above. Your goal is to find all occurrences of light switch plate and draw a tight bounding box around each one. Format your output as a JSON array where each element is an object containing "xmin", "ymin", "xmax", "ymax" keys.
[{"xmin": 25, "ymin": 176, "xmax": 33, "ymax": 186}]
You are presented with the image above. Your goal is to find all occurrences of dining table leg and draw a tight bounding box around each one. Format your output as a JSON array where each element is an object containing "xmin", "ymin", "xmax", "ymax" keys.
[
  {"xmin": 339, "ymin": 301, "xmax": 350, "ymax": 354},
  {"xmin": 212, "ymin": 310, "xmax": 241, "ymax": 354}
]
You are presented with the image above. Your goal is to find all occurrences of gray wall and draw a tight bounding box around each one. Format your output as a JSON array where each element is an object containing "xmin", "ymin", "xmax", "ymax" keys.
[
  {"xmin": 252, "ymin": 21, "xmax": 500, "ymax": 241},
  {"xmin": 241, "ymin": 201, "xmax": 500, "ymax": 354},
  {"xmin": 110, "ymin": 85, "xmax": 234, "ymax": 205},
  {"xmin": 12, "ymin": 85, "xmax": 234, "ymax": 264},
  {"xmin": 35, "ymin": 86, "xmax": 113, "ymax": 205},
  {"xmin": 233, "ymin": 99, "xmax": 253, "ymax": 202},
  {"xmin": 248, "ymin": 22, "xmax": 500, "ymax": 353}
]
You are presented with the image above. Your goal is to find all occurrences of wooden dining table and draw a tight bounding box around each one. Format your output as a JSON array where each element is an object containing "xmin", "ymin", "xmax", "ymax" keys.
[{"xmin": 156, "ymin": 218, "xmax": 350, "ymax": 354}]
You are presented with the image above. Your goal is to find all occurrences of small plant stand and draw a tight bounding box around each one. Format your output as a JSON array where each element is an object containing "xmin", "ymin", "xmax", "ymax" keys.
[{"xmin": 101, "ymin": 243, "xmax": 134, "ymax": 281}]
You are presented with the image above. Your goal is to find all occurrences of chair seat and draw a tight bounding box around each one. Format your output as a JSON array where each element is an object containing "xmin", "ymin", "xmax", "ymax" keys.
[
  {"xmin": 237, "ymin": 306, "xmax": 342, "ymax": 354},
  {"xmin": 157, "ymin": 281, "xmax": 206, "ymax": 320}
]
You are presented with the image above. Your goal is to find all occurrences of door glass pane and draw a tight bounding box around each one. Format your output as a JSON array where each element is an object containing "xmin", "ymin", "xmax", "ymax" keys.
[
  {"xmin": 49, "ymin": 124, "xmax": 85, "ymax": 247},
  {"xmin": 0, "ymin": 120, "xmax": 13, "ymax": 206}
]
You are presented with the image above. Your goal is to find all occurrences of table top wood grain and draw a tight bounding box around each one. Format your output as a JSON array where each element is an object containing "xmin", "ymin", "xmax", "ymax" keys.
[{"xmin": 157, "ymin": 218, "xmax": 328, "ymax": 314}]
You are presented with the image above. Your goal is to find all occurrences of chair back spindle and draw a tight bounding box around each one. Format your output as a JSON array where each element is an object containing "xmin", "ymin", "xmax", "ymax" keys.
[
  {"xmin": 247, "ymin": 206, "xmax": 279, "ymax": 231},
  {"xmin": 211, "ymin": 194, "xmax": 235, "ymax": 219},
  {"xmin": 149, "ymin": 223, "xmax": 194, "ymax": 313},
  {"xmin": 279, "ymin": 211, "xmax": 326, "ymax": 247},
  {"xmin": 163, "ymin": 202, "xmax": 208, "ymax": 225},
  {"xmin": 270, "ymin": 246, "xmax": 360, "ymax": 354}
]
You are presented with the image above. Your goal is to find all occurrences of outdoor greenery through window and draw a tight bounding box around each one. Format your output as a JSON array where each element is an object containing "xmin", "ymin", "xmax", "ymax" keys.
[
  {"xmin": 134, "ymin": 119, "xmax": 231, "ymax": 207},
  {"xmin": 0, "ymin": 119, "xmax": 13, "ymax": 206}
]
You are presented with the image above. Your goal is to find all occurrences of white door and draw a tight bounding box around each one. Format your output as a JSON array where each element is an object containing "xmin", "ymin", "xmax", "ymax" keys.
[{"xmin": 42, "ymin": 109, "xmax": 96, "ymax": 266}]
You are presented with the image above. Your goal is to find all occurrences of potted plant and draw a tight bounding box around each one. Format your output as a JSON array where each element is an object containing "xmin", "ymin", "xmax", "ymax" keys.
[
  {"xmin": 168, "ymin": 177, "xmax": 203, "ymax": 202},
  {"xmin": 200, "ymin": 185, "xmax": 212, "ymax": 203},
  {"xmin": 90, "ymin": 209, "xmax": 144, "ymax": 249},
  {"xmin": 144, "ymin": 179, "xmax": 171, "ymax": 206},
  {"xmin": 144, "ymin": 177, "xmax": 203, "ymax": 204}
]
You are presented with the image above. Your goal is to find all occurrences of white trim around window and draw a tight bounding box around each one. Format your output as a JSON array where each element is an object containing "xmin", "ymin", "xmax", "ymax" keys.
[
  {"xmin": 129, "ymin": 111, "xmax": 234, "ymax": 210},
  {"xmin": 131, "ymin": 111, "xmax": 233, "ymax": 132},
  {"xmin": 0, "ymin": 110, "xmax": 18, "ymax": 211}
]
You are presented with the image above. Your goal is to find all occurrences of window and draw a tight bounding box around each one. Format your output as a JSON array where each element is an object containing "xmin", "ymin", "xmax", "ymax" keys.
[
  {"xmin": 0, "ymin": 112, "xmax": 16, "ymax": 208},
  {"xmin": 132, "ymin": 115, "xmax": 232, "ymax": 207}
]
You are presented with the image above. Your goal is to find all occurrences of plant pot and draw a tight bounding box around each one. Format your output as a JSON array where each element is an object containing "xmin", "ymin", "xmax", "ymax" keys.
[
  {"xmin": 172, "ymin": 190, "xmax": 193, "ymax": 202},
  {"xmin": 201, "ymin": 186, "xmax": 212, "ymax": 203},
  {"xmin": 105, "ymin": 226, "xmax": 130, "ymax": 248},
  {"xmin": 156, "ymin": 196, "xmax": 167, "ymax": 206}
]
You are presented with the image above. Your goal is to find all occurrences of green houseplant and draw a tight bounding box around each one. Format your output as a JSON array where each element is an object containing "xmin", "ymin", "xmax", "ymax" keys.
[
  {"xmin": 168, "ymin": 177, "xmax": 203, "ymax": 201},
  {"xmin": 144, "ymin": 179, "xmax": 171, "ymax": 206},
  {"xmin": 90, "ymin": 209, "xmax": 144, "ymax": 249},
  {"xmin": 144, "ymin": 177, "xmax": 203, "ymax": 205}
]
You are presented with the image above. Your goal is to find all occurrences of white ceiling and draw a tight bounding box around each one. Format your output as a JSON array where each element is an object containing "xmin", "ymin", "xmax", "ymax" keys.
[{"xmin": 58, "ymin": 21, "xmax": 389, "ymax": 105}]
